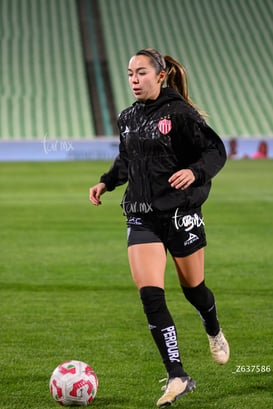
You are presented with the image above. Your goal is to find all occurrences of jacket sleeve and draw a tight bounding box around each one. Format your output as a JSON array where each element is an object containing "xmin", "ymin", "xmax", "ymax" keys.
[
  {"xmin": 182, "ymin": 120, "xmax": 227, "ymax": 186},
  {"xmin": 99, "ymin": 135, "xmax": 128, "ymax": 191}
]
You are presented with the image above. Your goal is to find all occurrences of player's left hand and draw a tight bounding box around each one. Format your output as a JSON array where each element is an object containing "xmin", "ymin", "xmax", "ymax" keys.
[{"xmin": 168, "ymin": 169, "xmax": 195, "ymax": 190}]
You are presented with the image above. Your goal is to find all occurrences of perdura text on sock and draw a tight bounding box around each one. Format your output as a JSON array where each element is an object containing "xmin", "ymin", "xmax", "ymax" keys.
[{"xmin": 161, "ymin": 326, "xmax": 180, "ymax": 363}]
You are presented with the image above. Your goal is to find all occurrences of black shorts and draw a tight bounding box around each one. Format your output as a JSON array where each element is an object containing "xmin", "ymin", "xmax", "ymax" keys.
[{"xmin": 126, "ymin": 208, "xmax": 207, "ymax": 257}]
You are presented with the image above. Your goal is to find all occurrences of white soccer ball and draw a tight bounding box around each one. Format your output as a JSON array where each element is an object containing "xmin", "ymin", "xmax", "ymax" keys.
[{"xmin": 49, "ymin": 360, "xmax": 98, "ymax": 406}]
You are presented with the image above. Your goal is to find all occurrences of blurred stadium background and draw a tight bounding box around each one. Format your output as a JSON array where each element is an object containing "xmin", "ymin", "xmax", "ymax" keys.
[
  {"xmin": 1, "ymin": 4, "xmax": 273, "ymax": 407},
  {"xmin": 0, "ymin": 0, "xmax": 272, "ymax": 160}
]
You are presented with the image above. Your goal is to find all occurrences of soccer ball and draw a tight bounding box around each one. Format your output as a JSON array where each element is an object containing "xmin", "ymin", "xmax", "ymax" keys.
[{"xmin": 49, "ymin": 360, "xmax": 98, "ymax": 406}]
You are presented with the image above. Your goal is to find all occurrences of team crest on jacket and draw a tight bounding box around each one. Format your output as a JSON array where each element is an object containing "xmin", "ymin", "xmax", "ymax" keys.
[{"xmin": 158, "ymin": 118, "xmax": 172, "ymax": 135}]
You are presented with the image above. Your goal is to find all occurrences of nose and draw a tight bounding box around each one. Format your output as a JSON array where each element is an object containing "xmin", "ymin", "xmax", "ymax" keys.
[{"xmin": 131, "ymin": 74, "xmax": 139, "ymax": 83}]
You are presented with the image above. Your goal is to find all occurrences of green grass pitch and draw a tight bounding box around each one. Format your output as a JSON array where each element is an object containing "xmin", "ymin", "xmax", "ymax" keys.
[{"xmin": 0, "ymin": 159, "xmax": 272, "ymax": 408}]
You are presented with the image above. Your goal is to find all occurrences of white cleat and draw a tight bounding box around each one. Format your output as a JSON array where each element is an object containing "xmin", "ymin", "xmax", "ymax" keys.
[
  {"xmin": 157, "ymin": 376, "xmax": 196, "ymax": 407},
  {"xmin": 207, "ymin": 329, "xmax": 230, "ymax": 365}
]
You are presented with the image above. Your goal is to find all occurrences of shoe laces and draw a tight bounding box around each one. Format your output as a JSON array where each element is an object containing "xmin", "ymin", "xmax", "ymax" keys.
[
  {"xmin": 210, "ymin": 331, "xmax": 227, "ymax": 352},
  {"xmin": 159, "ymin": 377, "xmax": 168, "ymax": 391}
]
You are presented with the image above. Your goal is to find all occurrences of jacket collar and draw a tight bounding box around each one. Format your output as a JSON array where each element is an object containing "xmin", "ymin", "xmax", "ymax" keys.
[{"xmin": 133, "ymin": 87, "xmax": 184, "ymax": 115}]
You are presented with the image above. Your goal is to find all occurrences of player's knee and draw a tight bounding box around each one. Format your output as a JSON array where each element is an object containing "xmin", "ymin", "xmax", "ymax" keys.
[
  {"xmin": 182, "ymin": 280, "xmax": 215, "ymax": 312},
  {"xmin": 140, "ymin": 286, "xmax": 166, "ymax": 314}
]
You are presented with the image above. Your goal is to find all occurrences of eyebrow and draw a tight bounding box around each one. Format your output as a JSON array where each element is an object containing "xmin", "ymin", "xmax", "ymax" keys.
[{"xmin": 127, "ymin": 66, "xmax": 148, "ymax": 72}]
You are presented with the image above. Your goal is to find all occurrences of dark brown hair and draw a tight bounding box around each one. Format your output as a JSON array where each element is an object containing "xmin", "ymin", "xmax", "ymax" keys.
[{"xmin": 136, "ymin": 48, "xmax": 204, "ymax": 115}]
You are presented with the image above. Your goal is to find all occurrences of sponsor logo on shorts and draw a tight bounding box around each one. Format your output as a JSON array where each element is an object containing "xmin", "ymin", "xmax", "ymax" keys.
[
  {"xmin": 184, "ymin": 232, "xmax": 199, "ymax": 246},
  {"xmin": 172, "ymin": 208, "xmax": 205, "ymax": 231},
  {"xmin": 127, "ymin": 216, "xmax": 143, "ymax": 225}
]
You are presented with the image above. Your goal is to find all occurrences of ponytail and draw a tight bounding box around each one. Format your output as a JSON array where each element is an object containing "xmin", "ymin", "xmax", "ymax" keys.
[
  {"xmin": 135, "ymin": 48, "xmax": 206, "ymax": 116},
  {"xmin": 164, "ymin": 55, "xmax": 206, "ymax": 116}
]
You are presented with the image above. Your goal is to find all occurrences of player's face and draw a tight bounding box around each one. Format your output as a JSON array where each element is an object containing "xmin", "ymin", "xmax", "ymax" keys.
[{"xmin": 128, "ymin": 55, "xmax": 165, "ymax": 101}]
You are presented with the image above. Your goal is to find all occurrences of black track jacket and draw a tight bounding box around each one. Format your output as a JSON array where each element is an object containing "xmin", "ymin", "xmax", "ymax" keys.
[{"xmin": 100, "ymin": 87, "xmax": 227, "ymax": 215}]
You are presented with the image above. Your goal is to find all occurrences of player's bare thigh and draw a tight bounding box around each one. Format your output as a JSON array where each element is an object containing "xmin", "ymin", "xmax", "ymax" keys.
[
  {"xmin": 128, "ymin": 242, "xmax": 167, "ymax": 289},
  {"xmin": 173, "ymin": 247, "xmax": 205, "ymax": 288}
]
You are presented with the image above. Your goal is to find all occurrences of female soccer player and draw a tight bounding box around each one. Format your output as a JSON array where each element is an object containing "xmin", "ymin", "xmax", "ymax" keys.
[{"xmin": 89, "ymin": 48, "xmax": 229, "ymax": 407}]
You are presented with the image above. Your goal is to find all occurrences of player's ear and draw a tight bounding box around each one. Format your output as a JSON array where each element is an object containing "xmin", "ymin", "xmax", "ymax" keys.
[{"xmin": 158, "ymin": 70, "xmax": 166, "ymax": 84}]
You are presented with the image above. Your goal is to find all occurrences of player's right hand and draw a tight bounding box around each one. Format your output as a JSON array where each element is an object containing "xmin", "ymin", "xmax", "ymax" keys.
[{"xmin": 89, "ymin": 183, "xmax": 107, "ymax": 205}]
